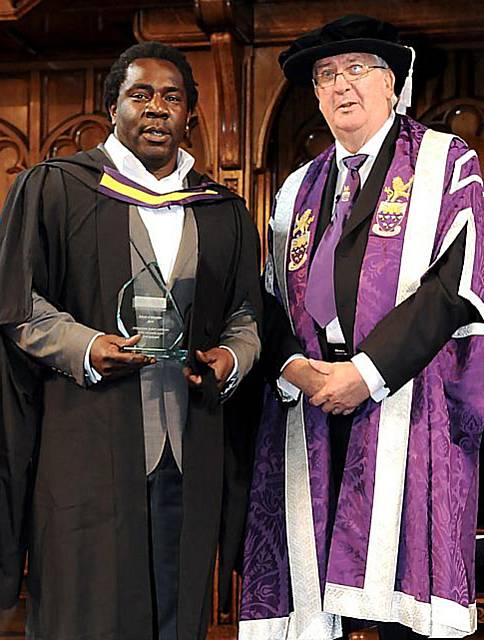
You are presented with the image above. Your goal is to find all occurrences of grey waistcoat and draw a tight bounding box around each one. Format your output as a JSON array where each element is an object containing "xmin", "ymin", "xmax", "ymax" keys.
[{"xmin": 129, "ymin": 205, "xmax": 197, "ymax": 474}]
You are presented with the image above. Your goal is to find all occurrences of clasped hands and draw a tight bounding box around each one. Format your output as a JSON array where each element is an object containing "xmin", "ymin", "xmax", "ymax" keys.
[
  {"xmin": 282, "ymin": 357, "xmax": 370, "ymax": 414},
  {"xmin": 90, "ymin": 334, "xmax": 234, "ymax": 388}
]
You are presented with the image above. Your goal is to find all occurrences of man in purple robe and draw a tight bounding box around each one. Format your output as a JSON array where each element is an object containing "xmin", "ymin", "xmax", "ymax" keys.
[{"xmin": 239, "ymin": 14, "xmax": 484, "ymax": 640}]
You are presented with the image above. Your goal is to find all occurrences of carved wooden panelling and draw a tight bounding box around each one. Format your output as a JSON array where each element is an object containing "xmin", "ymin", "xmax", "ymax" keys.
[
  {"xmin": 41, "ymin": 71, "xmax": 86, "ymax": 141},
  {"xmin": 253, "ymin": 0, "xmax": 484, "ymax": 44},
  {"xmin": 417, "ymin": 50, "xmax": 484, "ymax": 172},
  {"xmin": 185, "ymin": 50, "xmax": 217, "ymax": 176},
  {"xmin": 0, "ymin": 118, "xmax": 28, "ymax": 199},
  {"xmin": 0, "ymin": 74, "xmax": 30, "ymax": 138},
  {"xmin": 0, "ymin": 66, "xmax": 110, "ymax": 205},
  {"xmin": 41, "ymin": 114, "xmax": 111, "ymax": 158}
]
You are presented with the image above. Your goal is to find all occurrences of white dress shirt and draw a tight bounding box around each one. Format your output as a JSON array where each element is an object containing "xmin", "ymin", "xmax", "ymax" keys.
[
  {"xmin": 279, "ymin": 113, "xmax": 396, "ymax": 402},
  {"xmin": 85, "ymin": 134, "xmax": 238, "ymax": 382},
  {"xmin": 105, "ymin": 133, "xmax": 194, "ymax": 282}
]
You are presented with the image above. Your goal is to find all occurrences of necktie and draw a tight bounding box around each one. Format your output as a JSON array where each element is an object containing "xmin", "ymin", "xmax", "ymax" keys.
[{"xmin": 304, "ymin": 153, "xmax": 368, "ymax": 328}]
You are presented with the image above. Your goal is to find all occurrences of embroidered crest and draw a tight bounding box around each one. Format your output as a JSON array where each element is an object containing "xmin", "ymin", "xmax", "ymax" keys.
[
  {"xmin": 288, "ymin": 208, "xmax": 315, "ymax": 271},
  {"xmin": 372, "ymin": 176, "xmax": 414, "ymax": 237}
]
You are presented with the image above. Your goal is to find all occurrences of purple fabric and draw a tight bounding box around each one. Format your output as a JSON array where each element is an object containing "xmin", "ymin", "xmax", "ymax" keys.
[
  {"xmin": 239, "ymin": 387, "xmax": 291, "ymax": 619},
  {"xmin": 393, "ymin": 132, "xmax": 484, "ymax": 607},
  {"xmin": 352, "ymin": 123, "xmax": 484, "ymax": 608},
  {"xmin": 305, "ymin": 154, "xmax": 368, "ymax": 328},
  {"xmin": 240, "ymin": 116, "xmax": 484, "ymax": 626}
]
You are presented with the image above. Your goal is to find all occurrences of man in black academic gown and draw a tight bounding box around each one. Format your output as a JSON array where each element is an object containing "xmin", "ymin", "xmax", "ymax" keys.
[{"xmin": 0, "ymin": 42, "xmax": 261, "ymax": 640}]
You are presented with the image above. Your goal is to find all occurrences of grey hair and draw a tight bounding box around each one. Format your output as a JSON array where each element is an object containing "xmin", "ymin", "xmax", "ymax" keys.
[
  {"xmin": 373, "ymin": 54, "xmax": 389, "ymax": 68},
  {"xmin": 373, "ymin": 55, "xmax": 398, "ymax": 105},
  {"xmin": 372, "ymin": 55, "xmax": 397, "ymax": 104}
]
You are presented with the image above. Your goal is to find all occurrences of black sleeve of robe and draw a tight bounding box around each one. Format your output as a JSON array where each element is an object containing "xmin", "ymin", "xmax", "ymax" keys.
[
  {"xmin": 358, "ymin": 227, "xmax": 479, "ymax": 394},
  {"xmin": 230, "ymin": 200, "xmax": 263, "ymax": 333},
  {"xmin": 0, "ymin": 165, "xmax": 70, "ymax": 325},
  {"xmin": 0, "ymin": 169, "xmax": 51, "ymax": 609},
  {"xmin": 218, "ymin": 199, "xmax": 264, "ymax": 610},
  {"xmin": 260, "ymin": 287, "xmax": 305, "ymax": 386}
]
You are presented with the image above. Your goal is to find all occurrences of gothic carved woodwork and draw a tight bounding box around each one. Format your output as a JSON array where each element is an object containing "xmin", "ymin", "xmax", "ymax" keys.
[
  {"xmin": 194, "ymin": 0, "xmax": 252, "ymax": 182},
  {"xmin": 184, "ymin": 111, "xmax": 212, "ymax": 176},
  {"xmin": 421, "ymin": 99, "xmax": 484, "ymax": 173},
  {"xmin": 194, "ymin": 0, "xmax": 253, "ymax": 43},
  {"xmin": 134, "ymin": 6, "xmax": 208, "ymax": 47},
  {"xmin": 41, "ymin": 114, "xmax": 111, "ymax": 158},
  {"xmin": 209, "ymin": 31, "xmax": 243, "ymax": 170},
  {"xmin": 0, "ymin": 119, "xmax": 28, "ymax": 173},
  {"xmin": 254, "ymin": 0, "xmax": 484, "ymax": 44},
  {"xmin": 219, "ymin": 169, "xmax": 242, "ymax": 194},
  {"xmin": 0, "ymin": 118, "xmax": 28, "ymax": 201},
  {"xmin": 416, "ymin": 49, "xmax": 484, "ymax": 172},
  {"xmin": 196, "ymin": 1, "xmax": 249, "ymax": 196},
  {"xmin": 134, "ymin": 0, "xmax": 484, "ymax": 49}
]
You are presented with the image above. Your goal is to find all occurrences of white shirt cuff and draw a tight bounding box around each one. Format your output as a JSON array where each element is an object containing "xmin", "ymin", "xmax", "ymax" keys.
[
  {"xmin": 276, "ymin": 353, "xmax": 306, "ymax": 402},
  {"xmin": 84, "ymin": 332, "xmax": 104, "ymax": 384},
  {"xmin": 219, "ymin": 344, "xmax": 239, "ymax": 398},
  {"xmin": 351, "ymin": 352, "xmax": 390, "ymax": 402}
]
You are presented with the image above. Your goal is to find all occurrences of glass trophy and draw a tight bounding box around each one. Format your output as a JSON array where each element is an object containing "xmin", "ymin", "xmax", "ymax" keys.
[{"xmin": 117, "ymin": 261, "xmax": 188, "ymax": 363}]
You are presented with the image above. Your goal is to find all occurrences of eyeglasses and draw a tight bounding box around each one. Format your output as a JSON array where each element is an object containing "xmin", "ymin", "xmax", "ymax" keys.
[{"xmin": 312, "ymin": 63, "xmax": 386, "ymax": 88}]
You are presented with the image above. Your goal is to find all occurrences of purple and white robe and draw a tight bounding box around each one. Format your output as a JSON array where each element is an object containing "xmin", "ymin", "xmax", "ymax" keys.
[{"xmin": 239, "ymin": 116, "xmax": 484, "ymax": 639}]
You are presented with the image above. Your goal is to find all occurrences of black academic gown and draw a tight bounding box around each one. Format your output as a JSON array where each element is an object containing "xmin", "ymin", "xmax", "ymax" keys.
[{"xmin": 0, "ymin": 148, "xmax": 262, "ymax": 640}]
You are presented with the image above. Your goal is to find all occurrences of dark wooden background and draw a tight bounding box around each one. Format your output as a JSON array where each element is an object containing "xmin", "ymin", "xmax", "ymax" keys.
[{"xmin": 0, "ymin": 1, "xmax": 483, "ymax": 638}]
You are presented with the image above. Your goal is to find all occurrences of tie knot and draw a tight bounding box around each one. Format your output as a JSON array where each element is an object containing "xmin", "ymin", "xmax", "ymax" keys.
[{"xmin": 343, "ymin": 154, "xmax": 368, "ymax": 172}]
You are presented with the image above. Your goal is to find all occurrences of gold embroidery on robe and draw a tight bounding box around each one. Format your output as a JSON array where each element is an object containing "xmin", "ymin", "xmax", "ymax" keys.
[
  {"xmin": 288, "ymin": 208, "xmax": 315, "ymax": 271},
  {"xmin": 372, "ymin": 176, "xmax": 414, "ymax": 237}
]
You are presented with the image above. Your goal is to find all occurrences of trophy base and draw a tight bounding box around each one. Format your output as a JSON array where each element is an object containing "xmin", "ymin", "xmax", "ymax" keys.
[{"xmin": 123, "ymin": 346, "xmax": 188, "ymax": 364}]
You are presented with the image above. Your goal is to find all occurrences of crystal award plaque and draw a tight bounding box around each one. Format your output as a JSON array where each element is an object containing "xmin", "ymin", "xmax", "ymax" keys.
[{"xmin": 117, "ymin": 261, "xmax": 188, "ymax": 362}]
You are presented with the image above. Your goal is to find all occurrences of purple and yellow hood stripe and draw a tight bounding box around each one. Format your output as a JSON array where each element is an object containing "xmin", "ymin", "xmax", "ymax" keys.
[{"xmin": 97, "ymin": 165, "xmax": 226, "ymax": 208}]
